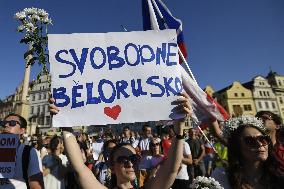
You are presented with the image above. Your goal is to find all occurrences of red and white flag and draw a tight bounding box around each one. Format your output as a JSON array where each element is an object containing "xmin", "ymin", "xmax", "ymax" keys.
[{"xmin": 142, "ymin": 0, "xmax": 230, "ymax": 124}]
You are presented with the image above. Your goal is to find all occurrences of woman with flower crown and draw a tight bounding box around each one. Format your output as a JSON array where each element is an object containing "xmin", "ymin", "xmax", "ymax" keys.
[
  {"xmin": 50, "ymin": 92, "xmax": 193, "ymax": 189},
  {"xmin": 211, "ymin": 116, "xmax": 281, "ymax": 189}
]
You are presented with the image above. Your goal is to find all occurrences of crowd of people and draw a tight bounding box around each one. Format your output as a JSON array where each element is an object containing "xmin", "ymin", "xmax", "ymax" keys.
[{"xmin": 0, "ymin": 92, "xmax": 284, "ymax": 189}]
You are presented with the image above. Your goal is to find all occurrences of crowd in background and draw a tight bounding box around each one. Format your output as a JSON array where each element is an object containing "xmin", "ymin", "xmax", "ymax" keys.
[{"xmin": 1, "ymin": 107, "xmax": 284, "ymax": 188}]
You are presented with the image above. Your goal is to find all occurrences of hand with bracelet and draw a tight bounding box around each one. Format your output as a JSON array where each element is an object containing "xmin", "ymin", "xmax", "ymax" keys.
[{"xmin": 172, "ymin": 91, "xmax": 193, "ymax": 138}]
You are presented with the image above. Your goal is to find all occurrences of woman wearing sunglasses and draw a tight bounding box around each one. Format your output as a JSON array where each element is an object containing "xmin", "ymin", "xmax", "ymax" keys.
[
  {"xmin": 212, "ymin": 116, "xmax": 281, "ymax": 189},
  {"xmin": 50, "ymin": 92, "xmax": 192, "ymax": 189}
]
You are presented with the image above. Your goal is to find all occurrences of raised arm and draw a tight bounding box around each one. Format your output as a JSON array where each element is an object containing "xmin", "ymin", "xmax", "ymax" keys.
[
  {"xmin": 145, "ymin": 92, "xmax": 193, "ymax": 189},
  {"xmin": 63, "ymin": 131, "xmax": 107, "ymax": 189},
  {"xmin": 211, "ymin": 120, "xmax": 227, "ymax": 145}
]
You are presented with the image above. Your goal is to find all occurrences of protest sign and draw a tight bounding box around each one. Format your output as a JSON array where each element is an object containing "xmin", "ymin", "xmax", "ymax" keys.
[
  {"xmin": 49, "ymin": 29, "xmax": 182, "ymax": 127},
  {"xmin": 0, "ymin": 134, "xmax": 18, "ymax": 178}
]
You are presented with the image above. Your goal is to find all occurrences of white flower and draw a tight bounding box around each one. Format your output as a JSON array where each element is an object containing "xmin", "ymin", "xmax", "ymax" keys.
[
  {"xmin": 17, "ymin": 25, "xmax": 25, "ymax": 32},
  {"xmin": 190, "ymin": 177, "xmax": 224, "ymax": 189},
  {"xmin": 32, "ymin": 14, "xmax": 40, "ymax": 21},
  {"xmin": 14, "ymin": 11, "xmax": 26, "ymax": 20},
  {"xmin": 222, "ymin": 116, "xmax": 266, "ymax": 139},
  {"xmin": 43, "ymin": 17, "xmax": 52, "ymax": 24},
  {"xmin": 37, "ymin": 9, "xmax": 48, "ymax": 17},
  {"xmin": 25, "ymin": 22, "xmax": 37, "ymax": 33},
  {"xmin": 24, "ymin": 7, "xmax": 37, "ymax": 15}
]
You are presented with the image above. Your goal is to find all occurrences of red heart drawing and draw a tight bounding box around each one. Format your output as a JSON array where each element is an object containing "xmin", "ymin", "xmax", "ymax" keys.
[{"xmin": 104, "ymin": 105, "xmax": 121, "ymax": 120}]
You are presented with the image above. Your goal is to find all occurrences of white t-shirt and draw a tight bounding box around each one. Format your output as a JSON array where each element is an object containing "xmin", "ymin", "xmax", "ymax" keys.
[
  {"xmin": 0, "ymin": 144, "xmax": 43, "ymax": 189},
  {"xmin": 176, "ymin": 141, "xmax": 191, "ymax": 180},
  {"xmin": 42, "ymin": 154, "xmax": 68, "ymax": 189},
  {"xmin": 139, "ymin": 137, "xmax": 151, "ymax": 151},
  {"xmin": 92, "ymin": 142, "xmax": 104, "ymax": 160}
]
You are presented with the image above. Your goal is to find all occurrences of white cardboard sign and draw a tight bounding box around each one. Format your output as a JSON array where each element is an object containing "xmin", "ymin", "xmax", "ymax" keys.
[
  {"xmin": 0, "ymin": 134, "xmax": 18, "ymax": 178},
  {"xmin": 49, "ymin": 30, "xmax": 182, "ymax": 127}
]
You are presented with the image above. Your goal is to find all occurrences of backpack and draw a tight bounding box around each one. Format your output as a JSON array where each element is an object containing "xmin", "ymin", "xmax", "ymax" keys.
[{"xmin": 22, "ymin": 145, "xmax": 31, "ymax": 189}]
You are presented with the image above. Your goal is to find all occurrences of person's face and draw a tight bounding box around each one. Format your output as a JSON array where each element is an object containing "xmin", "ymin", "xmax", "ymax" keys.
[
  {"xmin": 168, "ymin": 128, "xmax": 175, "ymax": 138},
  {"xmin": 188, "ymin": 129, "xmax": 196, "ymax": 138},
  {"xmin": 259, "ymin": 114, "xmax": 278, "ymax": 132},
  {"xmin": 143, "ymin": 127, "xmax": 152, "ymax": 138},
  {"xmin": 123, "ymin": 128, "xmax": 130, "ymax": 137},
  {"xmin": 150, "ymin": 139, "xmax": 161, "ymax": 154},
  {"xmin": 59, "ymin": 140, "xmax": 64, "ymax": 152},
  {"xmin": 240, "ymin": 127, "xmax": 270, "ymax": 162},
  {"xmin": 2, "ymin": 116, "xmax": 25, "ymax": 135},
  {"xmin": 82, "ymin": 134, "xmax": 87, "ymax": 141},
  {"xmin": 112, "ymin": 145, "xmax": 139, "ymax": 182}
]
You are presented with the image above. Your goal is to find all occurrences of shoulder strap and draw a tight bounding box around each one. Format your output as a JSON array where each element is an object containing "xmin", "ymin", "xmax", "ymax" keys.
[{"xmin": 22, "ymin": 145, "xmax": 32, "ymax": 189}]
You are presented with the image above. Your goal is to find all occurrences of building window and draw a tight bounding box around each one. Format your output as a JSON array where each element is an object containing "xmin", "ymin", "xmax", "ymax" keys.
[
  {"xmin": 38, "ymin": 93, "xmax": 41, "ymax": 100},
  {"xmin": 265, "ymin": 102, "xmax": 269, "ymax": 109},
  {"xmin": 280, "ymin": 97, "xmax": 283, "ymax": 104},
  {"xmin": 37, "ymin": 105, "xmax": 40, "ymax": 114},
  {"xmin": 32, "ymin": 94, "xmax": 35, "ymax": 101},
  {"xmin": 30, "ymin": 106, "xmax": 34, "ymax": 114},
  {"xmin": 267, "ymin": 91, "xmax": 270, "ymax": 97},
  {"xmin": 42, "ymin": 105, "xmax": 45, "ymax": 113},
  {"xmin": 272, "ymin": 102, "xmax": 276, "ymax": 109},
  {"xmin": 279, "ymin": 81, "xmax": 282, "ymax": 86},
  {"xmin": 263, "ymin": 92, "xmax": 267, "ymax": 97},
  {"xmin": 244, "ymin": 104, "xmax": 252, "ymax": 111},
  {"xmin": 258, "ymin": 102, "xmax": 262, "ymax": 109},
  {"xmin": 241, "ymin": 93, "xmax": 245, "ymax": 97},
  {"xmin": 46, "ymin": 116, "xmax": 50, "ymax": 125},
  {"xmin": 260, "ymin": 91, "xmax": 263, "ymax": 96},
  {"xmin": 233, "ymin": 105, "xmax": 243, "ymax": 116},
  {"xmin": 43, "ymin": 93, "xmax": 46, "ymax": 99},
  {"xmin": 234, "ymin": 93, "xmax": 238, "ymax": 97}
]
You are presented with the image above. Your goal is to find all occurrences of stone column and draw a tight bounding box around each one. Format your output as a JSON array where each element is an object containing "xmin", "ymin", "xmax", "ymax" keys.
[{"xmin": 16, "ymin": 44, "xmax": 32, "ymax": 134}]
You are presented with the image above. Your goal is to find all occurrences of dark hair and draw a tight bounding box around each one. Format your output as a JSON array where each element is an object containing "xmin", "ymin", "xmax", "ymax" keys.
[
  {"xmin": 142, "ymin": 123, "xmax": 151, "ymax": 131},
  {"xmin": 4, "ymin": 113, "xmax": 27, "ymax": 128},
  {"xmin": 49, "ymin": 135, "xmax": 62, "ymax": 153},
  {"xmin": 123, "ymin": 126, "xmax": 130, "ymax": 130},
  {"xmin": 102, "ymin": 139, "xmax": 118, "ymax": 152},
  {"xmin": 256, "ymin": 111, "xmax": 282, "ymax": 125},
  {"xmin": 227, "ymin": 124, "xmax": 274, "ymax": 189}
]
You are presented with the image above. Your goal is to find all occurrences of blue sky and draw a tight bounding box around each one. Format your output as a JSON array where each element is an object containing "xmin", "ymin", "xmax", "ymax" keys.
[{"xmin": 1, "ymin": 0, "xmax": 284, "ymax": 99}]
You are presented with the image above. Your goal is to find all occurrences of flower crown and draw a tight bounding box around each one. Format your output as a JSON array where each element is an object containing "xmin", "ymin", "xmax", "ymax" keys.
[
  {"xmin": 190, "ymin": 176, "xmax": 224, "ymax": 189},
  {"xmin": 222, "ymin": 116, "xmax": 267, "ymax": 138}
]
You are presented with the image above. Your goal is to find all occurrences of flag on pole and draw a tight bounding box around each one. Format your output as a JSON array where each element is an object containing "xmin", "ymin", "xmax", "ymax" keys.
[
  {"xmin": 142, "ymin": 0, "xmax": 187, "ymax": 63},
  {"xmin": 141, "ymin": 0, "xmax": 229, "ymax": 124}
]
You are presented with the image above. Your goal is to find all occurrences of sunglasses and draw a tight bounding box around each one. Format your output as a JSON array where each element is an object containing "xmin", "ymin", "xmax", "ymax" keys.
[
  {"xmin": 258, "ymin": 114, "xmax": 273, "ymax": 121},
  {"xmin": 242, "ymin": 135, "xmax": 270, "ymax": 148},
  {"xmin": 0, "ymin": 120, "xmax": 21, "ymax": 127},
  {"xmin": 115, "ymin": 154, "xmax": 140, "ymax": 167},
  {"xmin": 150, "ymin": 142, "xmax": 160, "ymax": 147}
]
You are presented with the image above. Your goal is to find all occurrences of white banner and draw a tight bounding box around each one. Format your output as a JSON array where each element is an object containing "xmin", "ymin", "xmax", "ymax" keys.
[
  {"xmin": 49, "ymin": 30, "xmax": 182, "ymax": 127},
  {"xmin": 0, "ymin": 134, "xmax": 18, "ymax": 178}
]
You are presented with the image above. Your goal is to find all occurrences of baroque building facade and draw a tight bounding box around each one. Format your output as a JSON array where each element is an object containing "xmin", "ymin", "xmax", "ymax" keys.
[
  {"xmin": 214, "ymin": 81, "xmax": 256, "ymax": 117},
  {"xmin": 28, "ymin": 74, "xmax": 51, "ymax": 134},
  {"xmin": 267, "ymin": 71, "xmax": 284, "ymax": 122},
  {"xmin": 243, "ymin": 76, "xmax": 280, "ymax": 115}
]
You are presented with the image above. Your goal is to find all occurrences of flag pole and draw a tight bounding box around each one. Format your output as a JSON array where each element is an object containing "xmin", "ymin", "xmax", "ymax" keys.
[
  {"xmin": 150, "ymin": 0, "xmax": 220, "ymax": 154},
  {"xmin": 150, "ymin": 0, "xmax": 198, "ymax": 85}
]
